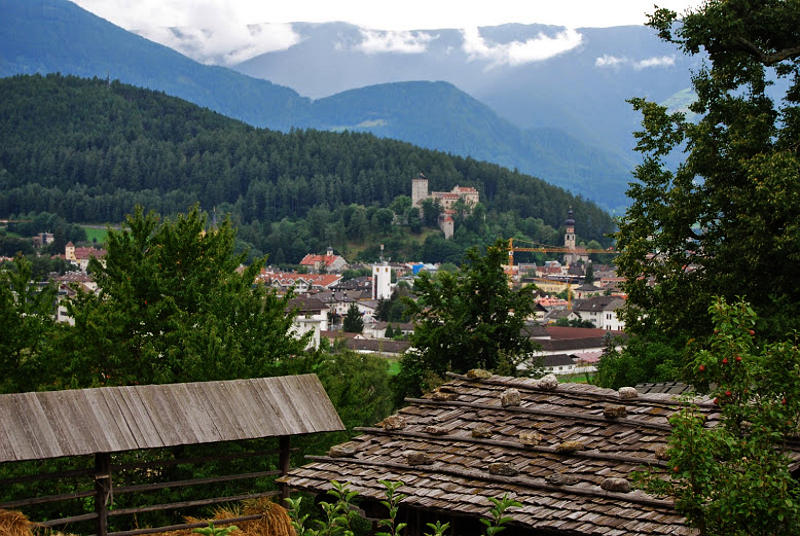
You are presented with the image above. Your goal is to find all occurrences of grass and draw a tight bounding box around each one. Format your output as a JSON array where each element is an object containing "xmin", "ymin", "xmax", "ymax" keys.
[
  {"xmin": 558, "ymin": 372, "xmax": 595, "ymax": 384},
  {"xmin": 386, "ymin": 359, "xmax": 401, "ymax": 376},
  {"xmin": 81, "ymin": 226, "xmax": 108, "ymax": 245}
]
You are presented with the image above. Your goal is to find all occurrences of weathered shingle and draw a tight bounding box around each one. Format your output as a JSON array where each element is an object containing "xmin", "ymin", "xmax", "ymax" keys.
[{"xmin": 284, "ymin": 373, "xmax": 730, "ymax": 535}]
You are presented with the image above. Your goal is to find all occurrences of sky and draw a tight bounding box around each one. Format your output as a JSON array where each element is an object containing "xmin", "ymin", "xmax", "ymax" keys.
[
  {"xmin": 71, "ymin": 0, "xmax": 704, "ymax": 66},
  {"xmin": 72, "ymin": 1, "xmax": 703, "ymax": 31}
]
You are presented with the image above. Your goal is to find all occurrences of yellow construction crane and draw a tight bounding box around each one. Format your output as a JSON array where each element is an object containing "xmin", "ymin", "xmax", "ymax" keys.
[{"xmin": 506, "ymin": 237, "xmax": 618, "ymax": 268}]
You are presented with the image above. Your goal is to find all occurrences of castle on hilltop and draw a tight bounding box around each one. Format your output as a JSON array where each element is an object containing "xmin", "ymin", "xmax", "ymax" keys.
[{"xmin": 411, "ymin": 172, "xmax": 479, "ymax": 239}]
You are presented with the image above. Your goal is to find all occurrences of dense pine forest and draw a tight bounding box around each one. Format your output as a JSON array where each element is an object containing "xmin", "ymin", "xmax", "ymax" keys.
[{"xmin": 0, "ymin": 74, "xmax": 615, "ymax": 262}]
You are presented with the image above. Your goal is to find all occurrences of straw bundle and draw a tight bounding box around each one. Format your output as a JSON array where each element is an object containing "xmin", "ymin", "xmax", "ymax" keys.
[
  {"xmin": 0, "ymin": 509, "xmax": 33, "ymax": 536},
  {"xmin": 146, "ymin": 498, "xmax": 294, "ymax": 536}
]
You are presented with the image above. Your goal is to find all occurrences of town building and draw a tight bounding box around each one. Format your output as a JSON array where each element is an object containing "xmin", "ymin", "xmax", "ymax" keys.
[
  {"xmin": 256, "ymin": 269, "xmax": 342, "ymax": 293},
  {"xmin": 572, "ymin": 295, "xmax": 626, "ymax": 331},
  {"xmin": 372, "ymin": 262, "xmax": 392, "ymax": 300},
  {"xmin": 63, "ymin": 241, "xmax": 106, "ymax": 272},
  {"xmin": 287, "ymin": 296, "xmax": 329, "ymax": 350},
  {"xmin": 299, "ymin": 247, "xmax": 348, "ymax": 273}
]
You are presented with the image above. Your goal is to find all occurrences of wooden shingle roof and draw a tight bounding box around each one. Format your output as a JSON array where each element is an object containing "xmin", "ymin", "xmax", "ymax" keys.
[
  {"xmin": 0, "ymin": 375, "xmax": 344, "ymax": 463},
  {"xmin": 285, "ymin": 373, "xmax": 720, "ymax": 536}
]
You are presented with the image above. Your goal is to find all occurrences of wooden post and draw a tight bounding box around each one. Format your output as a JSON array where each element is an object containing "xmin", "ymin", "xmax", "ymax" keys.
[
  {"xmin": 279, "ymin": 436, "xmax": 290, "ymax": 499},
  {"xmin": 95, "ymin": 453, "xmax": 111, "ymax": 536}
]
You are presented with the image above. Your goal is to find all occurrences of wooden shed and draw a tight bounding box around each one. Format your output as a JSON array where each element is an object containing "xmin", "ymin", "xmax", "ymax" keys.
[
  {"xmin": 0, "ymin": 374, "xmax": 344, "ymax": 535},
  {"xmin": 283, "ymin": 373, "xmax": 800, "ymax": 536}
]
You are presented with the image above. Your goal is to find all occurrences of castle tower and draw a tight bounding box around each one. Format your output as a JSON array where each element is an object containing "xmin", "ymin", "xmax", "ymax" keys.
[{"xmin": 411, "ymin": 172, "xmax": 429, "ymax": 208}]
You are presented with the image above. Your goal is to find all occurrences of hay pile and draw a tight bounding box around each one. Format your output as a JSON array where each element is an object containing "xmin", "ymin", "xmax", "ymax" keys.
[
  {"xmin": 0, "ymin": 498, "xmax": 294, "ymax": 536},
  {"xmin": 151, "ymin": 499, "xmax": 295, "ymax": 536},
  {"xmin": 0, "ymin": 509, "xmax": 33, "ymax": 536}
]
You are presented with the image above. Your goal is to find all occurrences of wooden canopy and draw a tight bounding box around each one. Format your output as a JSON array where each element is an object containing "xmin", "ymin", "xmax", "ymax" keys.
[{"xmin": 0, "ymin": 374, "xmax": 344, "ymax": 463}]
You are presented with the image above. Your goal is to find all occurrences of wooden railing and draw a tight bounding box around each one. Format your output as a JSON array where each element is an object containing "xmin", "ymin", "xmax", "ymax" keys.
[{"xmin": 0, "ymin": 438, "xmax": 293, "ymax": 536}]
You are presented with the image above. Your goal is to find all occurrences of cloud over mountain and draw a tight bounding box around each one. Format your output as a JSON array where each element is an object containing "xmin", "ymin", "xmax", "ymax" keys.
[
  {"xmin": 135, "ymin": 22, "xmax": 301, "ymax": 65},
  {"xmin": 595, "ymin": 54, "xmax": 676, "ymax": 70},
  {"xmin": 355, "ymin": 29, "xmax": 437, "ymax": 54},
  {"xmin": 461, "ymin": 26, "xmax": 583, "ymax": 66}
]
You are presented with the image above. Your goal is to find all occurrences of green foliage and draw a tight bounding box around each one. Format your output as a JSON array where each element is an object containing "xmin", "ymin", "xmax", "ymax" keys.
[
  {"xmin": 342, "ymin": 303, "xmax": 364, "ymax": 334},
  {"xmin": 376, "ymin": 480, "xmax": 407, "ymax": 536},
  {"xmin": 315, "ymin": 481, "xmax": 360, "ymax": 536},
  {"xmin": 309, "ymin": 351, "xmax": 394, "ymax": 434},
  {"xmin": 584, "ymin": 262, "xmax": 594, "ymax": 284},
  {"xmin": 595, "ymin": 335, "xmax": 680, "ymax": 389},
  {"xmin": 480, "ymin": 495, "xmax": 522, "ymax": 536},
  {"xmin": 636, "ymin": 298, "xmax": 800, "ymax": 535},
  {"xmin": 616, "ymin": 1, "xmax": 800, "ymax": 359},
  {"xmin": 341, "ymin": 268, "xmax": 372, "ymax": 281},
  {"xmin": 396, "ymin": 240, "xmax": 537, "ymax": 401},
  {"xmin": 193, "ymin": 522, "xmax": 239, "ymax": 536},
  {"xmin": 554, "ymin": 317, "xmax": 596, "ymax": 328},
  {"xmin": 7, "ymin": 211, "xmax": 87, "ymax": 252},
  {"xmin": 58, "ymin": 206, "xmax": 307, "ymax": 387},
  {"xmin": 286, "ymin": 481, "xmax": 519, "ymax": 536},
  {"xmin": 0, "ymin": 255, "xmax": 58, "ymax": 393},
  {"xmin": 424, "ymin": 521, "xmax": 450, "ymax": 536}
]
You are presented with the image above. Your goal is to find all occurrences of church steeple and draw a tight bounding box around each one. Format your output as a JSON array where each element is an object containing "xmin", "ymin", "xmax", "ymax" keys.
[{"xmin": 564, "ymin": 208, "xmax": 576, "ymax": 249}]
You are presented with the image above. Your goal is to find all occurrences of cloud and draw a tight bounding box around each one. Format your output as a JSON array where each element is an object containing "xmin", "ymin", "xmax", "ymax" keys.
[
  {"xmin": 595, "ymin": 54, "xmax": 626, "ymax": 67},
  {"xmin": 355, "ymin": 30, "xmax": 436, "ymax": 54},
  {"xmin": 595, "ymin": 54, "xmax": 676, "ymax": 70},
  {"xmin": 135, "ymin": 22, "xmax": 301, "ymax": 65},
  {"xmin": 461, "ymin": 27, "xmax": 583, "ymax": 67},
  {"xmin": 634, "ymin": 55, "xmax": 676, "ymax": 69}
]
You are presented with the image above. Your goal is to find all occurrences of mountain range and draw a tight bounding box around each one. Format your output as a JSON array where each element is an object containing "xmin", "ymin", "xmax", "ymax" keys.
[{"xmin": 0, "ymin": 0, "xmax": 700, "ymax": 211}]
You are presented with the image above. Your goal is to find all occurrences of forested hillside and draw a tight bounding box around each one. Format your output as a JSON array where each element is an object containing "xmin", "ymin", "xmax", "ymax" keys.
[
  {"xmin": 0, "ymin": 0, "xmax": 634, "ymax": 210},
  {"xmin": 0, "ymin": 74, "xmax": 615, "ymax": 262}
]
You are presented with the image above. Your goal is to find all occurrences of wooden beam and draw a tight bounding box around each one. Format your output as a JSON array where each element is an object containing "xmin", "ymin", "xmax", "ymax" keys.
[
  {"xmin": 352, "ymin": 427, "xmax": 667, "ymax": 467},
  {"xmin": 0, "ymin": 466, "xmax": 93, "ymax": 486},
  {"xmin": 445, "ymin": 372, "xmax": 716, "ymax": 409},
  {"xmin": 95, "ymin": 452, "xmax": 111, "ymax": 536},
  {"xmin": 108, "ymin": 513, "xmax": 265, "ymax": 536},
  {"xmin": 37, "ymin": 512, "xmax": 99, "ymax": 528},
  {"xmin": 306, "ymin": 455, "xmax": 676, "ymax": 510},
  {"xmin": 279, "ymin": 435, "xmax": 291, "ymax": 499},
  {"xmin": 0, "ymin": 489, "xmax": 94, "ymax": 509},
  {"xmin": 110, "ymin": 448, "xmax": 290, "ymax": 472},
  {"xmin": 112, "ymin": 470, "xmax": 281, "ymax": 494},
  {"xmin": 404, "ymin": 397, "xmax": 674, "ymax": 431},
  {"xmin": 107, "ymin": 490, "xmax": 280, "ymax": 517}
]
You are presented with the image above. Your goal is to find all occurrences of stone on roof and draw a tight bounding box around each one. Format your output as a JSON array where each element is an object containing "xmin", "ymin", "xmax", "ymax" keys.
[{"xmin": 284, "ymin": 373, "xmax": 756, "ymax": 536}]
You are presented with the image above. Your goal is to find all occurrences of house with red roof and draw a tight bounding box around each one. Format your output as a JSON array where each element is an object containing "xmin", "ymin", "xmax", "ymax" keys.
[
  {"xmin": 299, "ymin": 247, "xmax": 348, "ymax": 273},
  {"xmin": 256, "ymin": 269, "xmax": 342, "ymax": 293},
  {"xmin": 63, "ymin": 242, "xmax": 106, "ymax": 272}
]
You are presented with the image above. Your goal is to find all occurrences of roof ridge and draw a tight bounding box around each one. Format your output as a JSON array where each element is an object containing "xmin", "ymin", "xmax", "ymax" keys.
[
  {"xmin": 405, "ymin": 397, "xmax": 674, "ymax": 432},
  {"xmin": 306, "ymin": 455, "xmax": 676, "ymax": 510},
  {"xmin": 353, "ymin": 427, "xmax": 666, "ymax": 468},
  {"xmin": 446, "ymin": 373, "xmax": 714, "ymax": 409}
]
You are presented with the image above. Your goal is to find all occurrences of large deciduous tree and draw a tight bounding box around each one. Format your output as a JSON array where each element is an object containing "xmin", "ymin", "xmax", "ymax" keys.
[
  {"xmin": 395, "ymin": 239, "xmax": 536, "ymax": 400},
  {"xmin": 616, "ymin": 0, "xmax": 800, "ymax": 356},
  {"xmin": 61, "ymin": 206, "xmax": 306, "ymax": 387}
]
